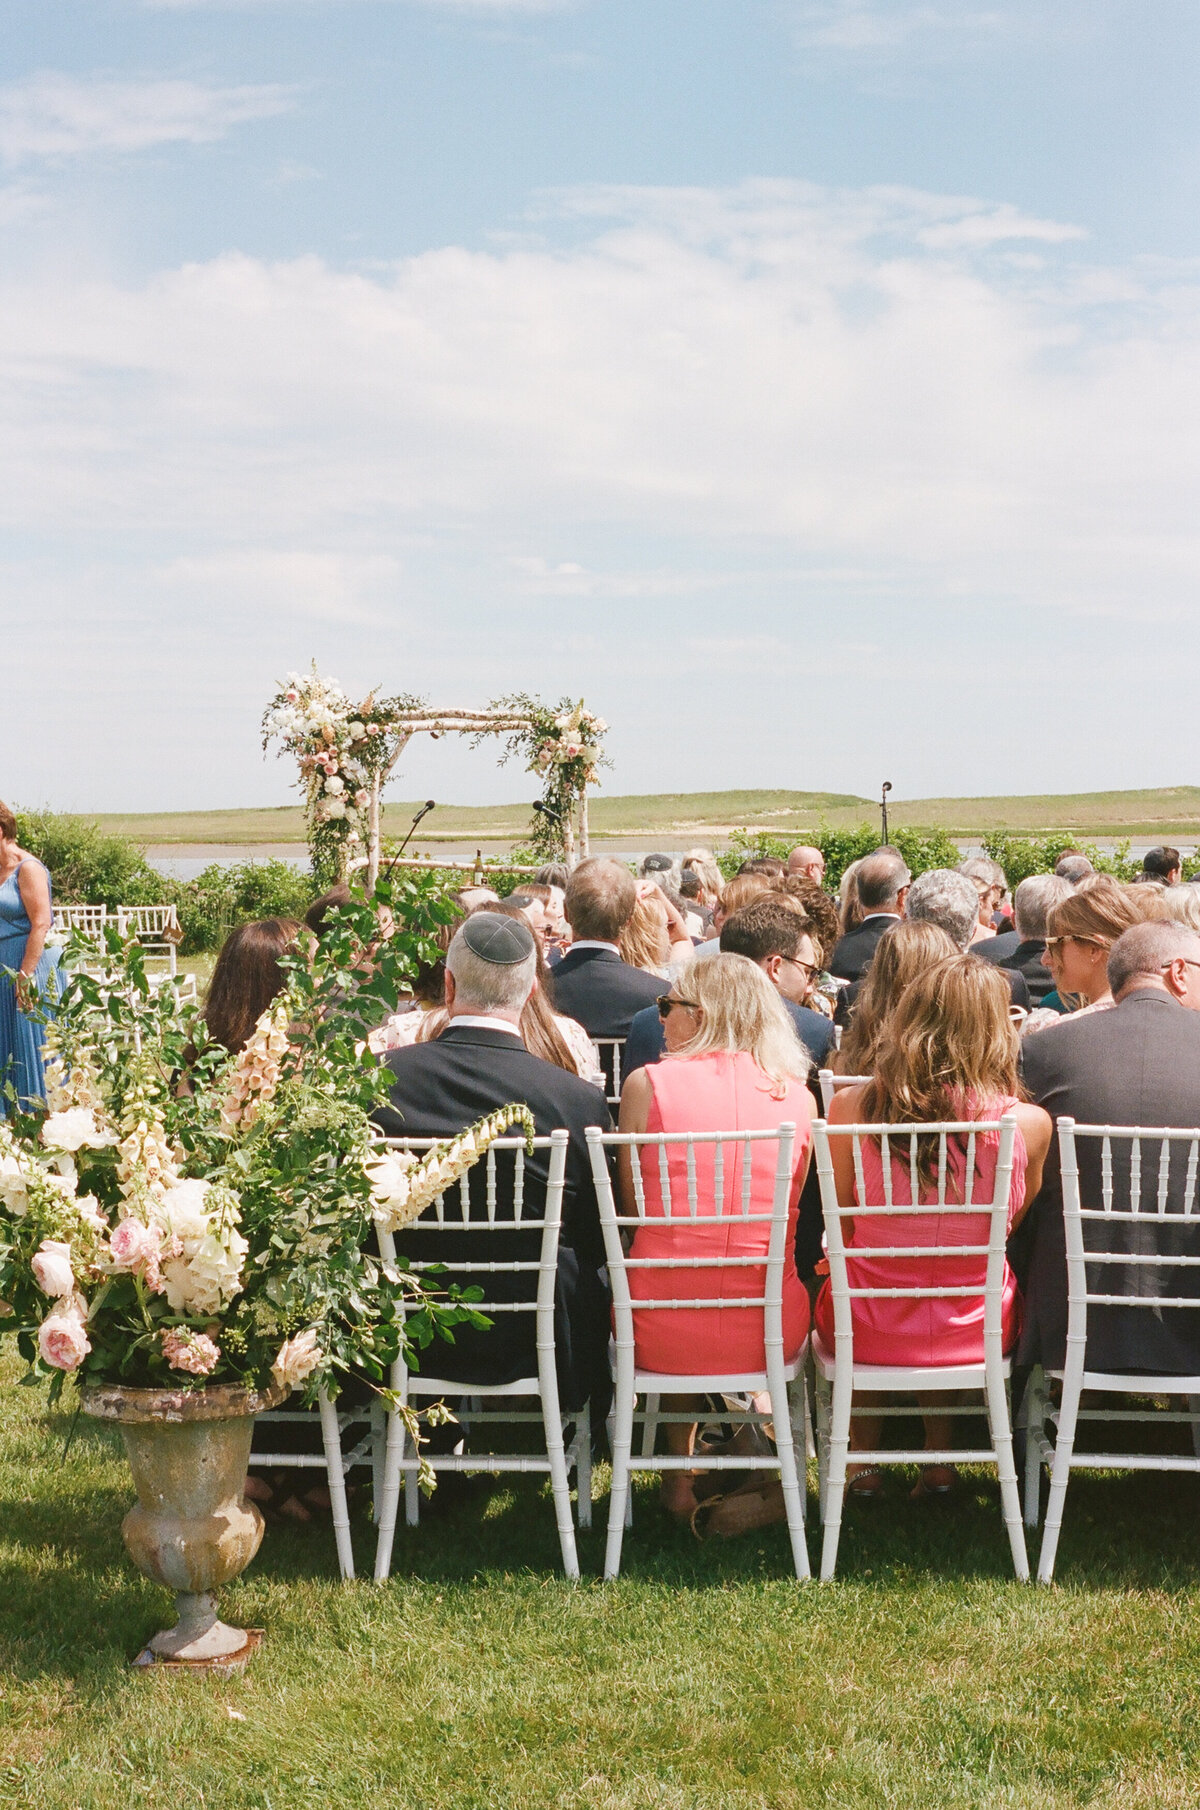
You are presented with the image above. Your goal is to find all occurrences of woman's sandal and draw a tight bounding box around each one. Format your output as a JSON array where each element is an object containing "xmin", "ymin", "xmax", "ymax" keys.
[
  {"xmin": 846, "ymin": 1466, "xmax": 886, "ymax": 1501},
  {"xmin": 910, "ymin": 1463, "xmax": 959, "ymax": 1500}
]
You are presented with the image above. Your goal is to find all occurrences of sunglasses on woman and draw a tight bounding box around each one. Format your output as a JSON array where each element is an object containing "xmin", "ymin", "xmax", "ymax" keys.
[{"xmin": 657, "ymin": 993, "xmax": 699, "ymax": 1019}]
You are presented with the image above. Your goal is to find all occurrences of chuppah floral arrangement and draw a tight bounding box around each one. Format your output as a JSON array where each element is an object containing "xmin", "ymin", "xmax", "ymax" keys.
[
  {"xmin": 488, "ymin": 695, "xmax": 609, "ymax": 858},
  {"xmin": 0, "ymin": 875, "xmax": 531, "ymax": 1404}
]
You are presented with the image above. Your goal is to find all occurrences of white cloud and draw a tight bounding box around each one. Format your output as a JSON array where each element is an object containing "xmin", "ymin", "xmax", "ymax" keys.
[
  {"xmin": 0, "ymin": 74, "xmax": 296, "ymax": 164},
  {"xmin": 793, "ymin": 3, "xmax": 1006, "ymax": 52}
]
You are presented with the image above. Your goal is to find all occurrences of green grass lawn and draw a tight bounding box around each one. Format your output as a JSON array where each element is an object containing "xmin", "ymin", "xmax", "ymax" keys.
[
  {"xmin": 90, "ymin": 786, "xmax": 1200, "ymax": 848},
  {"xmin": 4, "ymin": 1364, "xmax": 1200, "ymax": 1809}
]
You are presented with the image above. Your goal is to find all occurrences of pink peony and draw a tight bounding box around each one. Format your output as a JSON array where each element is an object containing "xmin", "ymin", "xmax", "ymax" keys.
[
  {"xmin": 161, "ymin": 1328, "xmax": 221, "ymax": 1376},
  {"xmin": 109, "ymin": 1217, "xmax": 164, "ymax": 1292},
  {"xmin": 38, "ymin": 1302, "xmax": 90, "ymax": 1371},
  {"xmin": 32, "ymin": 1239, "xmax": 75, "ymax": 1299}
]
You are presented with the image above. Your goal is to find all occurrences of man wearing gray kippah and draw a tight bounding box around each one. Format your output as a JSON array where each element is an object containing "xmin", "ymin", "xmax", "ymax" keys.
[{"xmin": 374, "ymin": 912, "xmax": 613, "ymax": 1413}]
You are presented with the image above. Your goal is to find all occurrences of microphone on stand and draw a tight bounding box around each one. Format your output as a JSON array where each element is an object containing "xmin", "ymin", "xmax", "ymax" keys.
[
  {"xmin": 532, "ymin": 800, "xmax": 563, "ymax": 826},
  {"xmin": 381, "ymin": 800, "xmax": 436, "ymax": 884}
]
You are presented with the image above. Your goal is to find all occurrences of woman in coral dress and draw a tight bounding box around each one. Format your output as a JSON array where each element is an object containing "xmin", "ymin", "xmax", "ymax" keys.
[
  {"xmin": 814, "ymin": 956, "xmax": 1051, "ymax": 1497},
  {"xmin": 617, "ymin": 953, "xmax": 814, "ymax": 1518}
]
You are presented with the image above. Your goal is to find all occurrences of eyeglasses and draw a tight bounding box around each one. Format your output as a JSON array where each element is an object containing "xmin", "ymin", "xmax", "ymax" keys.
[
  {"xmin": 782, "ymin": 956, "xmax": 819, "ymax": 981},
  {"xmin": 657, "ymin": 993, "xmax": 699, "ymax": 1019},
  {"xmin": 1043, "ymin": 935, "xmax": 1105, "ymax": 953},
  {"xmin": 1162, "ymin": 959, "xmax": 1200, "ymax": 974}
]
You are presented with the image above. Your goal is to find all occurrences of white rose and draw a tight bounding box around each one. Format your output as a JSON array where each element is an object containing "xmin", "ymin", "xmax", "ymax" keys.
[
  {"xmin": 271, "ymin": 1328, "xmax": 322, "ymax": 1393},
  {"xmin": 0, "ymin": 1152, "xmax": 29, "ymax": 1214},
  {"xmin": 325, "ymin": 800, "xmax": 347, "ymax": 820},
  {"xmin": 324, "ymin": 775, "xmax": 345, "ymax": 795},
  {"xmin": 41, "ymin": 1109, "xmax": 117, "ymax": 1154}
]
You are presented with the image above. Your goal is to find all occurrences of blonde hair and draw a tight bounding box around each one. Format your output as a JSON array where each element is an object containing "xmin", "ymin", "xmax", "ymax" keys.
[
  {"xmin": 839, "ymin": 920, "xmax": 959, "ymax": 1075},
  {"xmin": 838, "ymin": 859, "xmax": 865, "ymax": 935},
  {"xmin": 683, "ymin": 849, "xmax": 724, "ymax": 901},
  {"xmin": 861, "ymin": 956, "xmax": 1019, "ymax": 1182},
  {"xmin": 618, "ymin": 894, "xmax": 670, "ymax": 974},
  {"xmin": 669, "ymin": 952, "xmax": 810, "ymax": 1096},
  {"xmin": 1160, "ymin": 886, "xmax": 1200, "ymax": 933},
  {"xmin": 1046, "ymin": 872, "xmax": 1159, "ymax": 949}
]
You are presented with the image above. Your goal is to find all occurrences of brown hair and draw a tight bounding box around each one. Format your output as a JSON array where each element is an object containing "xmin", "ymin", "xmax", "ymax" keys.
[
  {"xmin": 860, "ymin": 956, "xmax": 1020, "ymax": 1183},
  {"xmin": 0, "ymin": 802, "xmax": 16, "ymax": 843},
  {"xmin": 716, "ymin": 873, "xmax": 772, "ymax": 922},
  {"xmin": 1045, "ymin": 873, "xmax": 1158, "ymax": 951},
  {"xmin": 719, "ymin": 894, "xmax": 807, "ymax": 964},
  {"xmin": 736, "ymin": 857, "xmax": 786, "ymax": 878},
  {"xmin": 565, "ymin": 858, "xmax": 636, "ymax": 943},
  {"xmin": 304, "ymin": 881, "xmax": 352, "ymax": 936},
  {"xmin": 205, "ymin": 918, "xmax": 300, "ymax": 1053},
  {"xmin": 839, "ymin": 920, "xmax": 958, "ymax": 1075},
  {"xmin": 773, "ymin": 875, "xmax": 837, "ymax": 966}
]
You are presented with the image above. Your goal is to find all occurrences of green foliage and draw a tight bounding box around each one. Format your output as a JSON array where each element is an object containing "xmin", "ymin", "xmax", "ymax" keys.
[
  {"xmin": 982, "ymin": 832, "xmax": 1141, "ymax": 886},
  {"xmin": 17, "ymin": 809, "xmax": 317, "ymax": 954},
  {"xmin": 718, "ymin": 824, "xmax": 965, "ymax": 890}
]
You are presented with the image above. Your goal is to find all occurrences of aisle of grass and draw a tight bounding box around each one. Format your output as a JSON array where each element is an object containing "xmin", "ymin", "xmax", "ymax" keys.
[{"xmin": 3, "ymin": 1364, "xmax": 1200, "ymax": 1809}]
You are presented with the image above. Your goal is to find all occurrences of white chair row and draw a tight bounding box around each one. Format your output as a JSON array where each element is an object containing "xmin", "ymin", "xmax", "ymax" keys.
[
  {"xmin": 55, "ymin": 904, "xmax": 181, "ymax": 976},
  {"xmin": 269, "ymin": 1115, "xmax": 1200, "ymax": 1585}
]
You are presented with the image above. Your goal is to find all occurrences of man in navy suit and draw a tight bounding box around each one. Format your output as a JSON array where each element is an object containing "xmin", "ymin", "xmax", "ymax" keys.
[
  {"xmin": 375, "ymin": 911, "xmax": 612, "ymax": 1411},
  {"xmin": 550, "ymin": 858, "xmax": 665, "ymax": 1038},
  {"xmin": 829, "ymin": 849, "xmax": 911, "ymax": 983},
  {"xmin": 624, "ymin": 894, "xmax": 836, "ymax": 1078}
]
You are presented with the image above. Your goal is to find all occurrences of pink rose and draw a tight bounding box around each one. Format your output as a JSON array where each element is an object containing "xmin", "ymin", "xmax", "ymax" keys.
[
  {"xmin": 271, "ymin": 1328, "xmax": 321, "ymax": 1392},
  {"xmin": 38, "ymin": 1303, "xmax": 90, "ymax": 1371},
  {"xmin": 161, "ymin": 1328, "xmax": 221, "ymax": 1376},
  {"xmin": 109, "ymin": 1217, "xmax": 164, "ymax": 1293},
  {"xmin": 32, "ymin": 1239, "xmax": 75, "ymax": 1299}
]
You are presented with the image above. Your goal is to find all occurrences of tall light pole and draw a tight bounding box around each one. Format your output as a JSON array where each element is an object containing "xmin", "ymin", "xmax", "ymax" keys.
[{"xmin": 881, "ymin": 781, "xmax": 892, "ymax": 847}]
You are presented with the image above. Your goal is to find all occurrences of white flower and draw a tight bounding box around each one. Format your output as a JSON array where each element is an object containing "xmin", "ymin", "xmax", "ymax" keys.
[
  {"xmin": 271, "ymin": 1328, "xmax": 322, "ymax": 1393},
  {"xmin": 324, "ymin": 775, "xmax": 345, "ymax": 795},
  {"xmin": 365, "ymin": 1150, "xmax": 415, "ymax": 1218},
  {"xmin": 32, "ymin": 1239, "xmax": 75, "ymax": 1298},
  {"xmin": 152, "ymin": 1180, "xmax": 247, "ymax": 1315},
  {"xmin": 0, "ymin": 1152, "xmax": 29, "ymax": 1214},
  {"xmin": 41, "ymin": 1109, "xmax": 117, "ymax": 1154},
  {"xmin": 325, "ymin": 799, "xmax": 347, "ymax": 820},
  {"xmin": 74, "ymin": 1194, "xmax": 107, "ymax": 1234}
]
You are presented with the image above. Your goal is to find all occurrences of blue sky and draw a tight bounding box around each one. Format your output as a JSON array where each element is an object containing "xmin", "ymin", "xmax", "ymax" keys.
[{"xmin": 3, "ymin": 0, "xmax": 1199, "ymax": 813}]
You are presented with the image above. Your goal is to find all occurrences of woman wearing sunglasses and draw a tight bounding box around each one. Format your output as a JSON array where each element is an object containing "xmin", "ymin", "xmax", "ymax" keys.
[
  {"xmin": 1027, "ymin": 875, "xmax": 1161, "ymax": 1035},
  {"xmin": 616, "ymin": 953, "xmax": 814, "ymax": 1522}
]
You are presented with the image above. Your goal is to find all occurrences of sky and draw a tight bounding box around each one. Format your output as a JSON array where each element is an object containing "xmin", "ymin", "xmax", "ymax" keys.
[{"xmin": 3, "ymin": 0, "xmax": 1199, "ymax": 814}]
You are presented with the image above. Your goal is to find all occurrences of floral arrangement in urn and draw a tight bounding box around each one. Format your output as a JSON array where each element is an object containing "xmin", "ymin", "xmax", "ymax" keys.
[{"xmin": 0, "ymin": 875, "xmax": 526, "ymax": 1406}]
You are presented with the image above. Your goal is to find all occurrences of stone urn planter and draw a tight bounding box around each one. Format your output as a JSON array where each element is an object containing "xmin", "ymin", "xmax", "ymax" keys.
[{"xmin": 82, "ymin": 1380, "xmax": 285, "ymax": 1668}]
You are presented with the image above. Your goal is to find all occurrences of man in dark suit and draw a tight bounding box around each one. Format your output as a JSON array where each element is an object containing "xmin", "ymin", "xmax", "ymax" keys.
[
  {"xmin": 623, "ymin": 895, "xmax": 836, "ymax": 1078},
  {"xmin": 976, "ymin": 873, "xmax": 1069, "ymax": 1005},
  {"xmin": 375, "ymin": 911, "xmax": 612, "ymax": 1412},
  {"xmin": 550, "ymin": 857, "xmax": 664, "ymax": 1038},
  {"xmin": 829, "ymin": 849, "xmax": 910, "ymax": 983},
  {"xmin": 1018, "ymin": 919, "xmax": 1200, "ymax": 1376}
]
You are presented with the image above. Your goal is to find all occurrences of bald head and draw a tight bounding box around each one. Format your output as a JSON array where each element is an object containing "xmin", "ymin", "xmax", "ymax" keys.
[
  {"xmin": 787, "ymin": 845, "xmax": 825, "ymax": 884},
  {"xmin": 1109, "ymin": 920, "xmax": 1200, "ymax": 1008}
]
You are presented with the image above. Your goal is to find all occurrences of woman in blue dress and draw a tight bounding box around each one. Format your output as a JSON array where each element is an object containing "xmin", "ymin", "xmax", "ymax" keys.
[{"xmin": 0, "ymin": 802, "xmax": 62, "ymax": 1113}]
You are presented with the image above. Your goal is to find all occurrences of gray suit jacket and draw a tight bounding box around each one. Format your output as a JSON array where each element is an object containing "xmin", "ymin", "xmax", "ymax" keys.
[{"xmin": 1018, "ymin": 990, "xmax": 1200, "ymax": 1373}]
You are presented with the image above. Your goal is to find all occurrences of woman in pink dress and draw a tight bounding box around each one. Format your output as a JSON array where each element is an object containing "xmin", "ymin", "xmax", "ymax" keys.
[
  {"xmin": 814, "ymin": 956, "xmax": 1051, "ymax": 1498},
  {"xmin": 618, "ymin": 953, "xmax": 814, "ymax": 1518}
]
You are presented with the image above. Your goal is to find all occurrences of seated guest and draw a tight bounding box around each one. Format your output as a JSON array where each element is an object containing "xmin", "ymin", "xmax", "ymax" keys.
[
  {"xmin": 1029, "ymin": 873, "xmax": 1157, "ymax": 1029},
  {"xmin": 776, "ymin": 875, "xmax": 840, "ymax": 970},
  {"xmin": 507, "ymin": 887, "xmax": 552, "ymax": 948},
  {"xmin": 976, "ymin": 874, "xmax": 1069, "ymax": 1005},
  {"xmin": 455, "ymin": 884, "xmax": 501, "ymax": 912},
  {"xmin": 682, "ymin": 849, "xmax": 724, "ymax": 909},
  {"xmin": 1019, "ymin": 919, "xmax": 1200, "ymax": 1378},
  {"xmin": 639, "ymin": 852, "xmax": 681, "ymax": 892},
  {"xmin": 691, "ymin": 872, "xmax": 772, "ymax": 961},
  {"xmin": 1161, "ymin": 885, "xmax": 1200, "ymax": 934},
  {"xmin": 551, "ymin": 858, "xmax": 665, "ymax": 1039},
  {"xmin": 837, "ymin": 859, "xmax": 865, "ymax": 937},
  {"xmin": 830, "ymin": 850, "xmax": 911, "ymax": 983},
  {"xmin": 369, "ymin": 907, "xmax": 462, "ymax": 1052},
  {"xmin": 678, "ymin": 868, "xmax": 715, "ymax": 937},
  {"xmin": 618, "ymin": 953, "xmax": 814, "ymax": 1517},
  {"xmin": 835, "ymin": 920, "xmax": 958, "ymax": 1076},
  {"xmin": 534, "ymin": 863, "xmax": 570, "ymax": 890},
  {"xmin": 619, "ymin": 882, "xmax": 694, "ymax": 978},
  {"xmin": 374, "ymin": 912, "xmax": 612, "ymax": 1410},
  {"xmin": 787, "ymin": 845, "xmax": 826, "ymax": 886},
  {"xmin": 1054, "ymin": 852, "xmax": 1095, "ymax": 885},
  {"xmin": 1143, "ymin": 845, "xmax": 1182, "ymax": 886},
  {"xmin": 958, "ymin": 857, "xmax": 1008, "ymax": 943},
  {"xmin": 623, "ymin": 894, "xmax": 835, "ymax": 1077},
  {"xmin": 204, "ymin": 917, "xmax": 301, "ymax": 1053},
  {"xmin": 817, "ymin": 958, "xmax": 1051, "ymax": 1495},
  {"xmin": 737, "ymin": 856, "xmax": 786, "ymax": 878},
  {"xmin": 304, "ymin": 882, "xmax": 351, "ymax": 938},
  {"xmin": 905, "ymin": 870, "xmax": 1031, "ymax": 1011}
]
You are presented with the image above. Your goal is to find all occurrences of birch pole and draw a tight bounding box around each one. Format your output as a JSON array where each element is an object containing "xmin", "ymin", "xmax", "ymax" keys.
[{"xmin": 367, "ymin": 731, "xmax": 413, "ymax": 891}]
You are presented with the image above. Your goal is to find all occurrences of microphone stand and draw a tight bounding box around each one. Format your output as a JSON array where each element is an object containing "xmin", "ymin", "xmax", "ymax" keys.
[{"xmin": 380, "ymin": 800, "xmax": 436, "ymax": 885}]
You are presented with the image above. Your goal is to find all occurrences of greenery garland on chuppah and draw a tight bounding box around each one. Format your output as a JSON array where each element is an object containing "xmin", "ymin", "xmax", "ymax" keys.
[{"xmin": 262, "ymin": 667, "xmax": 608, "ymax": 884}]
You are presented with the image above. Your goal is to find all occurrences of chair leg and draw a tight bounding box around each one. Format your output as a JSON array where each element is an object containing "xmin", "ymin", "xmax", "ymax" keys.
[
  {"xmin": 820, "ymin": 1372, "xmax": 854, "ymax": 1582},
  {"xmin": 1023, "ymin": 1370, "xmax": 1046, "ymax": 1529},
  {"xmin": 318, "ymin": 1391, "xmax": 355, "ymax": 1582},
  {"xmin": 985, "ymin": 1375, "xmax": 1029, "ymax": 1582},
  {"xmin": 605, "ymin": 1368, "xmax": 637, "ymax": 1581},
  {"xmin": 772, "ymin": 1377, "xmax": 811, "ymax": 1581},
  {"xmin": 1037, "ymin": 1361, "xmax": 1084, "ymax": 1585},
  {"xmin": 813, "ymin": 1368, "xmax": 832, "ymax": 1527},
  {"xmin": 640, "ymin": 1392, "xmax": 660, "ymax": 1458},
  {"xmin": 372, "ymin": 1397, "xmax": 406, "ymax": 1583},
  {"xmin": 574, "ymin": 1411, "xmax": 593, "ymax": 1530},
  {"xmin": 1188, "ymin": 1395, "xmax": 1200, "ymax": 1460}
]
